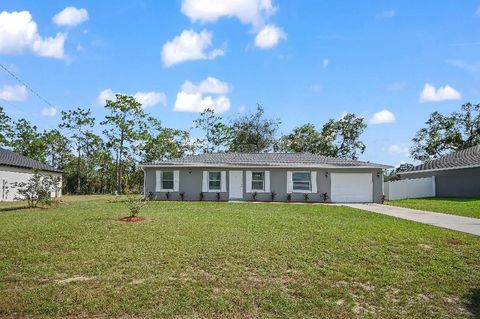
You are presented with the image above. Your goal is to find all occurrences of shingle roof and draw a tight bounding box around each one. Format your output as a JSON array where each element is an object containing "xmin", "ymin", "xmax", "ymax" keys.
[
  {"xmin": 142, "ymin": 153, "xmax": 391, "ymax": 169},
  {"xmin": 0, "ymin": 148, "xmax": 62, "ymax": 173},
  {"xmin": 401, "ymin": 144, "xmax": 480, "ymax": 174}
]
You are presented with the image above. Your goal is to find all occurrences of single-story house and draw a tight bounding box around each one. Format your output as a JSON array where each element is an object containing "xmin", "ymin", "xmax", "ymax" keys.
[
  {"xmin": 140, "ymin": 153, "xmax": 391, "ymax": 203},
  {"xmin": 398, "ymin": 144, "xmax": 480, "ymax": 198},
  {"xmin": 0, "ymin": 148, "xmax": 63, "ymax": 201}
]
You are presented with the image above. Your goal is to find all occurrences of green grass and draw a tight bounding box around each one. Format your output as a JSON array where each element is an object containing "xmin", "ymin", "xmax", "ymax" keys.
[
  {"xmin": 387, "ymin": 197, "xmax": 480, "ymax": 219},
  {"xmin": 1, "ymin": 196, "xmax": 479, "ymax": 318}
]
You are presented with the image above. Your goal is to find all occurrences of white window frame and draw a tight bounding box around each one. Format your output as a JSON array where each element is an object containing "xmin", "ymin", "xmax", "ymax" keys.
[
  {"xmin": 251, "ymin": 171, "xmax": 265, "ymax": 191},
  {"xmin": 292, "ymin": 171, "xmax": 311, "ymax": 192},
  {"xmin": 208, "ymin": 171, "xmax": 222, "ymax": 192},
  {"xmin": 156, "ymin": 170, "xmax": 179, "ymax": 192},
  {"xmin": 161, "ymin": 171, "xmax": 174, "ymax": 191},
  {"xmin": 287, "ymin": 171, "xmax": 317, "ymax": 194}
]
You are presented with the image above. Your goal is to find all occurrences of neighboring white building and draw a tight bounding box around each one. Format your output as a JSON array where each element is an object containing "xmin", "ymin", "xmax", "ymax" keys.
[{"xmin": 0, "ymin": 148, "xmax": 63, "ymax": 201}]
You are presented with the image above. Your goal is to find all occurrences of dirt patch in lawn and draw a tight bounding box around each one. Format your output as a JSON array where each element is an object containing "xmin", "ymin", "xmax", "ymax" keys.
[
  {"xmin": 56, "ymin": 276, "xmax": 95, "ymax": 284},
  {"xmin": 119, "ymin": 216, "xmax": 145, "ymax": 223}
]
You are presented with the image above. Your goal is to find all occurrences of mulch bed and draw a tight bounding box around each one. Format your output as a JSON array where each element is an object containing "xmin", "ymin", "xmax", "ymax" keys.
[{"xmin": 119, "ymin": 216, "xmax": 145, "ymax": 223}]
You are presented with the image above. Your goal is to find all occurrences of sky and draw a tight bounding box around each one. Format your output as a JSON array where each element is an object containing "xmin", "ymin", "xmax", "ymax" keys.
[{"xmin": 1, "ymin": 0, "xmax": 479, "ymax": 166}]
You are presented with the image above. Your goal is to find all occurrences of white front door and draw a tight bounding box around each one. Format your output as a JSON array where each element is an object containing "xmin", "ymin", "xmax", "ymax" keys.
[
  {"xmin": 330, "ymin": 173, "xmax": 373, "ymax": 203},
  {"xmin": 229, "ymin": 171, "xmax": 243, "ymax": 199}
]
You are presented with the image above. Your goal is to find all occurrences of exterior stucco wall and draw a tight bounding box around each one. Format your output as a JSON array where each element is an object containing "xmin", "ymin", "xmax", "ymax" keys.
[
  {"xmin": 143, "ymin": 167, "xmax": 384, "ymax": 203},
  {"xmin": 0, "ymin": 165, "xmax": 63, "ymax": 201},
  {"xmin": 400, "ymin": 167, "xmax": 480, "ymax": 198}
]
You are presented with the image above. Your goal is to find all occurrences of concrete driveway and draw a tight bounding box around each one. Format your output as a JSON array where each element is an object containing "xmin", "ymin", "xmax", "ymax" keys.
[{"xmin": 344, "ymin": 203, "xmax": 480, "ymax": 236}]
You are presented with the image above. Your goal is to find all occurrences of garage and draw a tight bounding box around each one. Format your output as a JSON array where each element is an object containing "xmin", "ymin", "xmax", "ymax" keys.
[{"xmin": 330, "ymin": 173, "xmax": 373, "ymax": 203}]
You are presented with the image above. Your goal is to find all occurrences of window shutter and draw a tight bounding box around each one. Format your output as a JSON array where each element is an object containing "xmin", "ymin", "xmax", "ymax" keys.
[
  {"xmin": 264, "ymin": 171, "xmax": 270, "ymax": 193},
  {"xmin": 155, "ymin": 170, "xmax": 162, "ymax": 192},
  {"xmin": 221, "ymin": 171, "xmax": 227, "ymax": 192},
  {"xmin": 202, "ymin": 171, "xmax": 208, "ymax": 192},
  {"xmin": 311, "ymin": 171, "xmax": 317, "ymax": 193},
  {"xmin": 286, "ymin": 171, "xmax": 293, "ymax": 193},
  {"xmin": 245, "ymin": 171, "xmax": 252, "ymax": 193},
  {"xmin": 173, "ymin": 170, "xmax": 180, "ymax": 192}
]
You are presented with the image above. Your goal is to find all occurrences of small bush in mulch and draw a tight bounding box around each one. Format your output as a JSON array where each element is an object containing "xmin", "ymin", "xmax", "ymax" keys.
[
  {"xmin": 119, "ymin": 194, "xmax": 147, "ymax": 223},
  {"xmin": 119, "ymin": 216, "xmax": 145, "ymax": 223}
]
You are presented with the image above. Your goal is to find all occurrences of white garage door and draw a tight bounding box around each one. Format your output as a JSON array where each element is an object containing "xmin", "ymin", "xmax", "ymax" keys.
[{"xmin": 331, "ymin": 173, "xmax": 373, "ymax": 203}]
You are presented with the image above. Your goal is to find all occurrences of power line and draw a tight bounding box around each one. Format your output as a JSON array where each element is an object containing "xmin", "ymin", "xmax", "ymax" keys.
[{"xmin": 0, "ymin": 62, "xmax": 56, "ymax": 108}]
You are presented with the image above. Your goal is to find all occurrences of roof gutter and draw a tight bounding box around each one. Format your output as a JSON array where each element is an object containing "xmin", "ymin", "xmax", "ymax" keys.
[{"xmin": 138, "ymin": 163, "xmax": 392, "ymax": 169}]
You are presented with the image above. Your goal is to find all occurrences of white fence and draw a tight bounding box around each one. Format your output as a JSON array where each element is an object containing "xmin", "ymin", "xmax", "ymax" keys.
[{"xmin": 384, "ymin": 177, "xmax": 436, "ymax": 200}]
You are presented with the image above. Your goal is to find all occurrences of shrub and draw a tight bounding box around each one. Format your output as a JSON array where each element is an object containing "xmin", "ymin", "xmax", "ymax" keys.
[
  {"xmin": 304, "ymin": 193, "xmax": 309, "ymax": 201},
  {"xmin": 180, "ymin": 192, "xmax": 185, "ymax": 201},
  {"xmin": 124, "ymin": 194, "xmax": 147, "ymax": 217},
  {"xmin": 252, "ymin": 191, "xmax": 258, "ymax": 201},
  {"xmin": 321, "ymin": 192, "xmax": 329, "ymax": 202},
  {"xmin": 12, "ymin": 171, "xmax": 61, "ymax": 208},
  {"xmin": 216, "ymin": 192, "xmax": 221, "ymax": 201},
  {"xmin": 165, "ymin": 192, "xmax": 170, "ymax": 200},
  {"xmin": 147, "ymin": 192, "xmax": 154, "ymax": 201},
  {"xmin": 287, "ymin": 194, "xmax": 292, "ymax": 202},
  {"xmin": 200, "ymin": 192, "xmax": 204, "ymax": 201},
  {"xmin": 270, "ymin": 192, "xmax": 276, "ymax": 201}
]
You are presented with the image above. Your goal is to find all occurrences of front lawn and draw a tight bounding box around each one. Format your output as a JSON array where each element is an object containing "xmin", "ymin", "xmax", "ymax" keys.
[
  {"xmin": 387, "ymin": 197, "xmax": 480, "ymax": 219},
  {"xmin": 1, "ymin": 197, "xmax": 479, "ymax": 318}
]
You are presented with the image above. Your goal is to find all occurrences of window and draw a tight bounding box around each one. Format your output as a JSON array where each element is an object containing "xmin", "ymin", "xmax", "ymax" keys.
[
  {"xmin": 162, "ymin": 171, "xmax": 174, "ymax": 190},
  {"xmin": 252, "ymin": 172, "xmax": 264, "ymax": 191},
  {"xmin": 293, "ymin": 172, "xmax": 311, "ymax": 191},
  {"xmin": 208, "ymin": 171, "xmax": 221, "ymax": 190}
]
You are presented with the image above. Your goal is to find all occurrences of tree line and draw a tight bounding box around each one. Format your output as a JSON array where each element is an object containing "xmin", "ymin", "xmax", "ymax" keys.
[{"xmin": 0, "ymin": 93, "xmax": 477, "ymax": 194}]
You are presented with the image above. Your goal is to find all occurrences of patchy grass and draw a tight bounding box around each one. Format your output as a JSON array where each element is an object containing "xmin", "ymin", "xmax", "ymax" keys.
[
  {"xmin": 387, "ymin": 197, "xmax": 480, "ymax": 219},
  {"xmin": 0, "ymin": 196, "xmax": 479, "ymax": 318}
]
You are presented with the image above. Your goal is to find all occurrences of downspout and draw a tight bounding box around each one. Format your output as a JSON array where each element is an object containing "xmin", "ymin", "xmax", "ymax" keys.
[{"xmin": 140, "ymin": 166, "xmax": 146, "ymax": 199}]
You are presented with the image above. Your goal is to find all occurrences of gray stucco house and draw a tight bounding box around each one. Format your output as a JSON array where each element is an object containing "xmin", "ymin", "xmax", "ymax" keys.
[
  {"xmin": 399, "ymin": 144, "xmax": 480, "ymax": 198},
  {"xmin": 140, "ymin": 153, "xmax": 391, "ymax": 203}
]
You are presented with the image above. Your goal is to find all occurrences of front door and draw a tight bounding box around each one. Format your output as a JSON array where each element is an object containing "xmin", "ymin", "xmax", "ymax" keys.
[{"xmin": 229, "ymin": 171, "xmax": 243, "ymax": 199}]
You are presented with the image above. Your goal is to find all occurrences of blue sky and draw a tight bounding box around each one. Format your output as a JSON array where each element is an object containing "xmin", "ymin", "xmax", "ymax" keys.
[{"xmin": 1, "ymin": 0, "xmax": 480, "ymax": 166}]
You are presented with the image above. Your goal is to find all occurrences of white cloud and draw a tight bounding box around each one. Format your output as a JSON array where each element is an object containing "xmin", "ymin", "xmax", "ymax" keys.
[
  {"xmin": 0, "ymin": 85, "xmax": 28, "ymax": 101},
  {"xmin": 133, "ymin": 91, "xmax": 167, "ymax": 108},
  {"xmin": 41, "ymin": 106, "xmax": 58, "ymax": 117},
  {"xmin": 254, "ymin": 24, "xmax": 286, "ymax": 49},
  {"xmin": 239, "ymin": 105, "xmax": 246, "ymax": 113},
  {"xmin": 388, "ymin": 144, "xmax": 409, "ymax": 157},
  {"xmin": 369, "ymin": 109, "xmax": 396, "ymax": 125},
  {"xmin": 96, "ymin": 88, "xmax": 115, "ymax": 105},
  {"xmin": 174, "ymin": 77, "xmax": 231, "ymax": 113},
  {"xmin": 419, "ymin": 83, "xmax": 461, "ymax": 103},
  {"xmin": 0, "ymin": 11, "xmax": 66, "ymax": 59},
  {"xmin": 161, "ymin": 29, "xmax": 224, "ymax": 67},
  {"xmin": 96, "ymin": 89, "xmax": 167, "ymax": 108},
  {"xmin": 322, "ymin": 59, "xmax": 329, "ymax": 68},
  {"xmin": 376, "ymin": 10, "xmax": 395, "ymax": 19},
  {"xmin": 53, "ymin": 7, "xmax": 88, "ymax": 27},
  {"xmin": 181, "ymin": 0, "xmax": 276, "ymax": 27}
]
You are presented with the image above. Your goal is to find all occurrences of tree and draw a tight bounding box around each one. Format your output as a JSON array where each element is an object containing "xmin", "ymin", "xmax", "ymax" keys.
[
  {"xmin": 320, "ymin": 113, "xmax": 367, "ymax": 160},
  {"xmin": 12, "ymin": 171, "xmax": 61, "ymax": 208},
  {"xmin": 194, "ymin": 109, "xmax": 233, "ymax": 153},
  {"xmin": 141, "ymin": 127, "xmax": 193, "ymax": 163},
  {"xmin": 60, "ymin": 108, "xmax": 94, "ymax": 194},
  {"xmin": 101, "ymin": 94, "xmax": 150, "ymax": 194},
  {"xmin": 42, "ymin": 129, "xmax": 71, "ymax": 169},
  {"xmin": 411, "ymin": 102, "xmax": 480, "ymax": 161},
  {"xmin": 275, "ymin": 123, "xmax": 329, "ymax": 154},
  {"xmin": 10, "ymin": 119, "xmax": 46, "ymax": 161},
  {"xmin": 229, "ymin": 105, "xmax": 280, "ymax": 153},
  {"xmin": 0, "ymin": 106, "xmax": 12, "ymax": 147}
]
